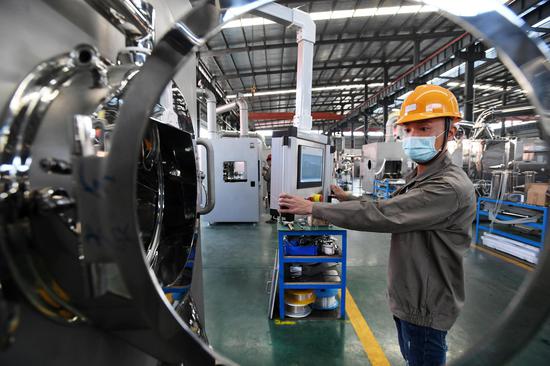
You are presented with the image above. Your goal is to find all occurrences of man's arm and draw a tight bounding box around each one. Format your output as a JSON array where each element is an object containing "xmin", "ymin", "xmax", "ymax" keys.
[
  {"xmin": 312, "ymin": 182, "xmax": 459, "ymax": 233},
  {"xmin": 330, "ymin": 184, "xmax": 359, "ymax": 201}
]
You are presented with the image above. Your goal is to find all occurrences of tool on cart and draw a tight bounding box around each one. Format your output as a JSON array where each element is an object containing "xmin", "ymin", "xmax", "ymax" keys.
[
  {"xmin": 284, "ymin": 290, "xmax": 316, "ymax": 318},
  {"xmin": 282, "ymin": 235, "xmax": 339, "ymax": 256},
  {"xmin": 288, "ymin": 264, "xmax": 303, "ymax": 278},
  {"xmin": 312, "ymin": 289, "xmax": 339, "ymax": 311}
]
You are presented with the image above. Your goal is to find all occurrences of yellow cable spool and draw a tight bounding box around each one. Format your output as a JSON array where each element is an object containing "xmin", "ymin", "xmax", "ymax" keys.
[{"xmin": 284, "ymin": 289, "xmax": 316, "ymax": 306}]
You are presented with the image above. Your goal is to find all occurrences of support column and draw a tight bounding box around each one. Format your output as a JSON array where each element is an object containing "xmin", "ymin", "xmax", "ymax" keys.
[
  {"xmin": 350, "ymin": 96, "xmax": 355, "ymax": 149},
  {"xmin": 351, "ymin": 119, "xmax": 355, "ymax": 149},
  {"xmin": 364, "ymin": 114, "xmax": 369, "ymax": 144},
  {"xmin": 340, "ymin": 104, "xmax": 345, "ymax": 149},
  {"xmin": 460, "ymin": 43, "xmax": 485, "ymax": 122},
  {"xmin": 464, "ymin": 57, "xmax": 475, "ymax": 122},
  {"xmin": 501, "ymin": 80, "xmax": 508, "ymax": 137},
  {"xmin": 363, "ymin": 85, "xmax": 369, "ymax": 145},
  {"xmin": 414, "ymin": 39, "xmax": 420, "ymax": 65},
  {"xmin": 383, "ymin": 65, "xmax": 389, "ymax": 136}
]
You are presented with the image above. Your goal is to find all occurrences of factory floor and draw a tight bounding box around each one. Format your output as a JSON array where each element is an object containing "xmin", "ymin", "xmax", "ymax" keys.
[{"xmin": 200, "ymin": 211, "xmax": 550, "ymax": 365}]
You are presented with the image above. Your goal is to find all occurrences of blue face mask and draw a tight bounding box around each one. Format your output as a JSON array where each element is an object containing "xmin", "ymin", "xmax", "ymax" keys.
[{"xmin": 402, "ymin": 131, "xmax": 445, "ymax": 163}]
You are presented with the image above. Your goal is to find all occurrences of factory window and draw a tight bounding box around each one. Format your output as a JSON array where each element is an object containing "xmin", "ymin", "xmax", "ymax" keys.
[{"xmin": 223, "ymin": 161, "xmax": 248, "ymax": 182}]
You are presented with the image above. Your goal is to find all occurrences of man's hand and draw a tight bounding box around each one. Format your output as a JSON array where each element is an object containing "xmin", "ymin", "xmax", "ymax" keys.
[
  {"xmin": 278, "ymin": 193, "xmax": 314, "ymax": 215},
  {"xmin": 331, "ymin": 184, "xmax": 349, "ymax": 201}
]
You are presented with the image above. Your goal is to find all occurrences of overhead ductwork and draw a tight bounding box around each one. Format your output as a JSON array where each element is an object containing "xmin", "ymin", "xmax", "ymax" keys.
[
  {"xmin": 198, "ymin": 87, "xmax": 217, "ymax": 139},
  {"xmin": 215, "ymin": 98, "xmax": 249, "ymax": 137}
]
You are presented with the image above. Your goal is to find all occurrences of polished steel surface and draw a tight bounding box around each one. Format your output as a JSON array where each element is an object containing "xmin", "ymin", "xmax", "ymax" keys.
[
  {"xmin": 0, "ymin": 38, "xmax": 208, "ymax": 365},
  {"xmin": 0, "ymin": 44, "xmax": 107, "ymax": 196},
  {"xmin": 196, "ymin": 138, "xmax": 215, "ymax": 215},
  {"xmin": 84, "ymin": 0, "xmax": 155, "ymax": 49},
  {"xmin": 0, "ymin": 45, "xmax": 108, "ymax": 325},
  {"xmin": 70, "ymin": 1, "xmax": 274, "ymax": 364}
]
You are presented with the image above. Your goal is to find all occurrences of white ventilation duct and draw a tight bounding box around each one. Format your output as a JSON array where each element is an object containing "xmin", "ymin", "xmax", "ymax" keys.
[
  {"xmin": 252, "ymin": 3, "xmax": 315, "ymax": 131},
  {"xmin": 215, "ymin": 98, "xmax": 249, "ymax": 137},
  {"xmin": 236, "ymin": 98, "xmax": 248, "ymax": 136},
  {"xmin": 385, "ymin": 111, "xmax": 400, "ymax": 142},
  {"xmin": 197, "ymin": 87, "xmax": 217, "ymax": 139}
]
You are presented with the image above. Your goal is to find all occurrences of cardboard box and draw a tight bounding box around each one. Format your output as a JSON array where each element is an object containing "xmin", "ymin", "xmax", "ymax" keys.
[{"xmin": 526, "ymin": 183, "xmax": 550, "ymax": 206}]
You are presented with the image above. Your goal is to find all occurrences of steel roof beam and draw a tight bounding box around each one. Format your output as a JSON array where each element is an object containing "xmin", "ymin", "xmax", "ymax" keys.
[
  {"xmin": 215, "ymin": 59, "xmax": 412, "ymax": 80},
  {"xmin": 200, "ymin": 30, "xmax": 464, "ymax": 57}
]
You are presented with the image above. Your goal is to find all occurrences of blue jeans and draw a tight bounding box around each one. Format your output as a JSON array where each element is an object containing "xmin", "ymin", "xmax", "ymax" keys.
[{"xmin": 394, "ymin": 316, "xmax": 448, "ymax": 366}]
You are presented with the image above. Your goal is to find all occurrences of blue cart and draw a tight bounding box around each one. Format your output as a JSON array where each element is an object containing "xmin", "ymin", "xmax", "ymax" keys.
[
  {"xmin": 475, "ymin": 197, "xmax": 548, "ymax": 250},
  {"xmin": 277, "ymin": 224, "xmax": 347, "ymax": 319}
]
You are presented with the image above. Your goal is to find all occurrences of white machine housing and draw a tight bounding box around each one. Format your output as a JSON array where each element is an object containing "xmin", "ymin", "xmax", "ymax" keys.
[
  {"xmin": 203, "ymin": 137, "xmax": 262, "ymax": 223},
  {"xmin": 270, "ymin": 128, "xmax": 333, "ymax": 215},
  {"xmin": 361, "ymin": 142, "xmax": 411, "ymax": 194}
]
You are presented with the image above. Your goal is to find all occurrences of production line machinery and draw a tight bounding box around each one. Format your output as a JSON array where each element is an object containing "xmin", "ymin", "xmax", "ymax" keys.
[{"xmin": 0, "ymin": 1, "xmax": 268, "ymax": 365}]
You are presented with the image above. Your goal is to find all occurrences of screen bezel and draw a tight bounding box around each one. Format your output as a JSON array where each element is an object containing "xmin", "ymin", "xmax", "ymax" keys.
[{"xmin": 296, "ymin": 144, "xmax": 324, "ymax": 189}]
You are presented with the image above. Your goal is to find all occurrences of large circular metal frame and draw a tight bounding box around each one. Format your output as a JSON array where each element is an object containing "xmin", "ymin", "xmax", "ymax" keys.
[
  {"xmin": 72, "ymin": 1, "xmax": 273, "ymax": 365},
  {"xmin": 80, "ymin": 0, "xmax": 550, "ymax": 365}
]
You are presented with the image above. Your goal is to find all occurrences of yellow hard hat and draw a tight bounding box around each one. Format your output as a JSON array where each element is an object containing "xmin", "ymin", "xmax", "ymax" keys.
[{"xmin": 396, "ymin": 84, "xmax": 462, "ymax": 125}]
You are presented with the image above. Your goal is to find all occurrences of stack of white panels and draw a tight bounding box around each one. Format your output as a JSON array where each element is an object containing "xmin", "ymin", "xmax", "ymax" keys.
[{"xmin": 481, "ymin": 233, "xmax": 539, "ymax": 264}]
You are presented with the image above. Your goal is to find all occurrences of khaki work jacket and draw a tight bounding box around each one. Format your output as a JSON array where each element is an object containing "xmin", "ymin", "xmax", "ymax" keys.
[{"xmin": 313, "ymin": 153, "xmax": 476, "ymax": 330}]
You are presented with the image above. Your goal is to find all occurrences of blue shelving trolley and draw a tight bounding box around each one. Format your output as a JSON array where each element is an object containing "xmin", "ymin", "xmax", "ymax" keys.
[{"xmin": 277, "ymin": 224, "xmax": 347, "ymax": 319}]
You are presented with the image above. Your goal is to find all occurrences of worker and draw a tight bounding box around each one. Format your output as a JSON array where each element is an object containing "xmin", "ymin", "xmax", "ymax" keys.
[
  {"xmin": 262, "ymin": 154, "xmax": 277, "ymax": 223},
  {"xmin": 279, "ymin": 84, "xmax": 475, "ymax": 366}
]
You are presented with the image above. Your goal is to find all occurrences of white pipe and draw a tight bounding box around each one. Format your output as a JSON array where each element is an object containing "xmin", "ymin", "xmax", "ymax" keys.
[
  {"xmin": 237, "ymin": 98, "xmax": 248, "ymax": 137},
  {"xmin": 385, "ymin": 119, "xmax": 394, "ymax": 142},
  {"xmin": 215, "ymin": 99, "xmax": 249, "ymax": 136},
  {"xmin": 292, "ymin": 23, "xmax": 314, "ymax": 131},
  {"xmin": 197, "ymin": 87, "xmax": 217, "ymax": 139},
  {"xmin": 219, "ymin": 130, "xmax": 267, "ymax": 148},
  {"xmin": 216, "ymin": 102, "xmax": 237, "ymax": 115},
  {"xmin": 254, "ymin": 3, "xmax": 315, "ymax": 131},
  {"xmin": 385, "ymin": 111, "xmax": 400, "ymax": 143}
]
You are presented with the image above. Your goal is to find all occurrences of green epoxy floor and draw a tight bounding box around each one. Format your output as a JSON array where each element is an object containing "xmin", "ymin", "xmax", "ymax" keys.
[{"xmin": 200, "ymin": 216, "xmax": 550, "ymax": 365}]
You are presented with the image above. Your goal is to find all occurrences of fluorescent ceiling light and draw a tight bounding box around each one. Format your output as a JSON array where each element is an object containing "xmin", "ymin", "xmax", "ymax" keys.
[
  {"xmin": 420, "ymin": 0, "xmax": 508, "ymax": 17},
  {"xmin": 226, "ymin": 83, "xmax": 384, "ymax": 98},
  {"xmin": 222, "ymin": 5, "xmax": 437, "ymax": 29},
  {"xmin": 447, "ymin": 81, "xmax": 504, "ymax": 92},
  {"xmin": 397, "ymin": 91, "xmax": 414, "ymax": 101},
  {"xmin": 342, "ymin": 131, "xmax": 364, "ymax": 136},
  {"xmin": 353, "ymin": 8, "xmax": 377, "ymax": 17},
  {"xmin": 374, "ymin": 6, "xmax": 400, "ymax": 16},
  {"xmin": 488, "ymin": 119, "xmax": 538, "ymax": 130},
  {"xmin": 226, "ymin": 88, "xmax": 295, "ymax": 98},
  {"xmin": 330, "ymin": 10, "xmax": 355, "ymax": 19},
  {"xmin": 499, "ymin": 105, "xmax": 535, "ymax": 113},
  {"xmin": 223, "ymin": 17, "xmax": 275, "ymax": 28},
  {"xmin": 341, "ymin": 131, "xmax": 384, "ymax": 137}
]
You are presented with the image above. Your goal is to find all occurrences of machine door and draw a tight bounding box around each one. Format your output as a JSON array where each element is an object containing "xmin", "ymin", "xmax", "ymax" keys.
[{"xmin": 206, "ymin": 138, "xmax": 261, "ymax": 223}]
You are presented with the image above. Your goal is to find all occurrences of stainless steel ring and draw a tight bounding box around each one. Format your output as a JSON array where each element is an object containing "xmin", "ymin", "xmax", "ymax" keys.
[
  {"xmin": 417, "ymin": 1, "xmax": 550, "ymax": 365},
  {"xmin": 82, "ymin": 0, "xmax": 550, "ymax": 364},
  {"xmin": 75, "ymin": 1, "xmax": 275, "ymax": 365}
]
